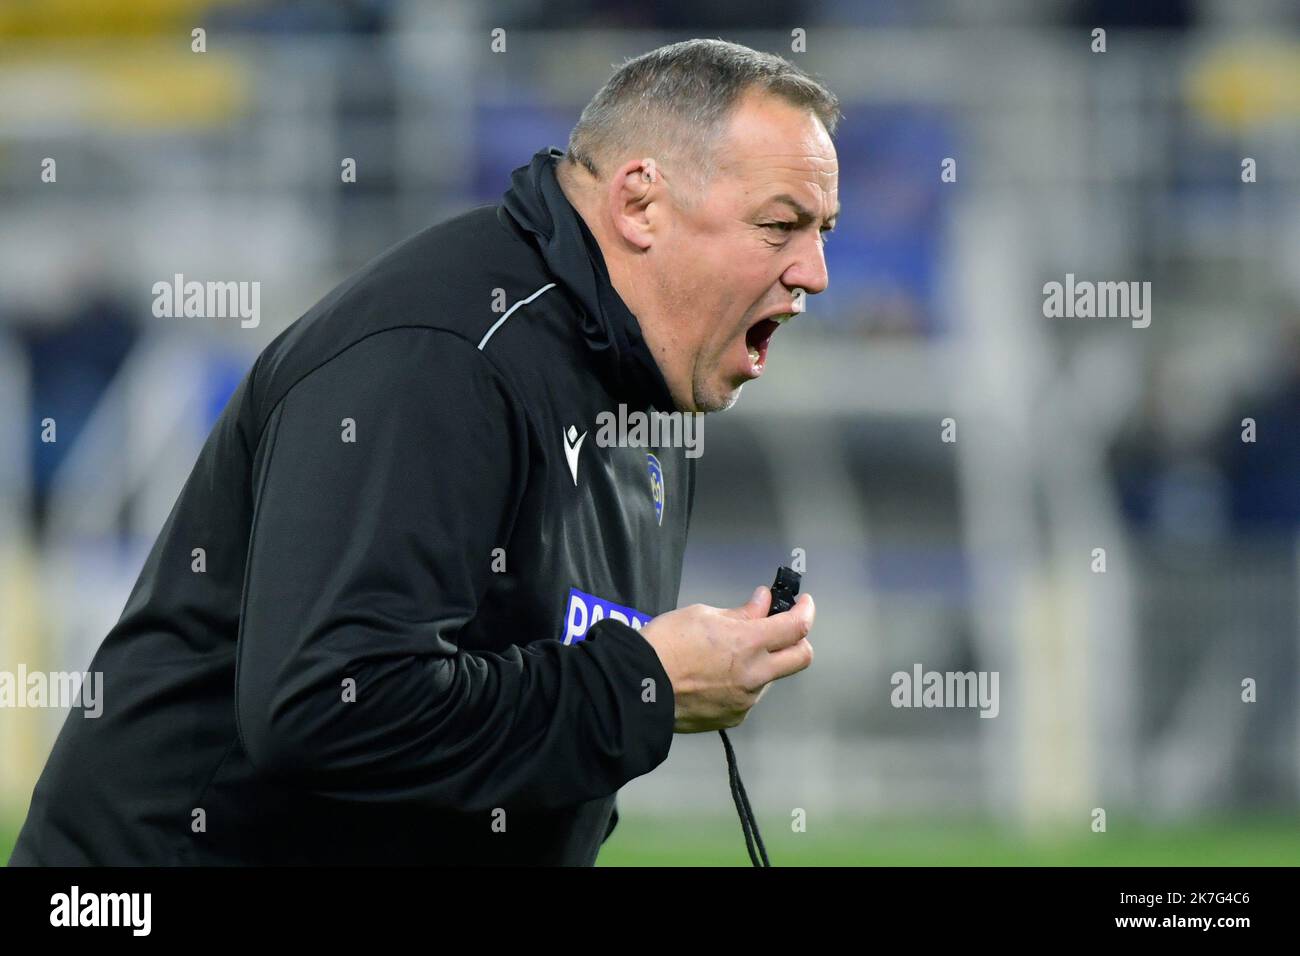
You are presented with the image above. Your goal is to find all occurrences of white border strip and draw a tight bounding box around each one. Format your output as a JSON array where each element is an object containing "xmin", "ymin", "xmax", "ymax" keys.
[{"xmin": 476, "ymin": 282, "xmax": 557, "ymax": 351}]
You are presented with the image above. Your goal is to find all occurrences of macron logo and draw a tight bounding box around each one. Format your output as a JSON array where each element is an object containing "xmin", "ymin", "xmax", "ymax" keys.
[{"xmin": 563, "ymin": 426, "xmax": 587, "ymax": 485}]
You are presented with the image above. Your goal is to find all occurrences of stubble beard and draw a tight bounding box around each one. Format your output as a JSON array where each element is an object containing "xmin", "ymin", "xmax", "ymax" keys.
[{"xmin": 653, "ymin": 267, "xmax": 744, "ymax": 415}]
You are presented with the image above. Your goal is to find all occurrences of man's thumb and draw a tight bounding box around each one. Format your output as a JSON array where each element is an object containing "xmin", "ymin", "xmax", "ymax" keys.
[{"xmin": 720, "ymin": 585, "xmax": 771, "ymax": 620}]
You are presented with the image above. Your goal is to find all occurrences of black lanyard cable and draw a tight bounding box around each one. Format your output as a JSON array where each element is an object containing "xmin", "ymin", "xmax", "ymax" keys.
[{"xmin": 719, "ymin": 565, "xmax": 801, "ymax": 868}]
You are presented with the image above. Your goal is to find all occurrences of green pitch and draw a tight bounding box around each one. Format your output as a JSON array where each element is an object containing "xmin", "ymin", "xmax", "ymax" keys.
[
  {"xmin": 4, "ymin": 806, "xmax": 1297, "ymax": 866},
  {"xmin": 595, "ymin": 814, "xmax": 1300, "ymax": 866}
]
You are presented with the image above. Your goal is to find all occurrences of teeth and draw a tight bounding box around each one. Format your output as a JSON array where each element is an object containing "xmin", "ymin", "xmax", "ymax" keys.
[{"xmin": 748, "ymin": 345, "xmax": 761, "ymax": 364}]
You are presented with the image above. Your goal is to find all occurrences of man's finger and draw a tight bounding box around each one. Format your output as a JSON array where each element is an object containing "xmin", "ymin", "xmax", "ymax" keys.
[
  {"xmin": 719, "ymin": 584, "xmax": 771, "ymax": 621},
  {"xmin": 750, "ymin": 592, "xmax": 815, "ymax": 651},
  {"xmin": 757, "ymin": 636, "xmax": 815, "ymax": 684}
]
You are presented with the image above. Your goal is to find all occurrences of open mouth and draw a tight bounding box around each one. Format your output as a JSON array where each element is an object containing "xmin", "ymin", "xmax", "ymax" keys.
[{"xmin": 745, "ymin": 314, "xmax": 792, "ymax": 372}]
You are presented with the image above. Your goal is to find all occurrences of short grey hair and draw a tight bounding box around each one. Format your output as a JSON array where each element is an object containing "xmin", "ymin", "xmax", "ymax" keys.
[{"xmin": 565, "ymin": 39, "xmax": 841, "ymax": 198}]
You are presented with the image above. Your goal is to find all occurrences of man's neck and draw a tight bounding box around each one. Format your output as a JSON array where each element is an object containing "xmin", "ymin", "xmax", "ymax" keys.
[
  {"xmin": 556, "ymin": 160, "xmax": 688, "ymax": 412},
  {"xmin": 558, "ymin": 164, "xmax": 650, "ymax": 336}
]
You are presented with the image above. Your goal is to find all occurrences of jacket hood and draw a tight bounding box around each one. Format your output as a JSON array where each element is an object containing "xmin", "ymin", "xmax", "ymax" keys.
[{"xmin": 500, "ymin": 147, "xmax": 676, "ymax": 413}]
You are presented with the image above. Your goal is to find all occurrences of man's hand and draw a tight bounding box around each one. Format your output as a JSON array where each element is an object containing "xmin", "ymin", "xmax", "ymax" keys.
[{"xmin": 640, "ymin": 586, "xmax": 815, "ymax": 733}]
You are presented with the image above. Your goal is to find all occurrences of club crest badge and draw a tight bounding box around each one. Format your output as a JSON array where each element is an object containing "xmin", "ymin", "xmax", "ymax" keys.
[{"xmin": 646, "ymin": 453, "xmax": 664, "ymax": 526}]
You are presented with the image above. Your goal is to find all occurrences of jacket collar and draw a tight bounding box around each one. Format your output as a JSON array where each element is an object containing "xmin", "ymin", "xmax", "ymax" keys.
[{"xmin": 500, "ymin": 147, "xmax": 677, "ymax": 413}]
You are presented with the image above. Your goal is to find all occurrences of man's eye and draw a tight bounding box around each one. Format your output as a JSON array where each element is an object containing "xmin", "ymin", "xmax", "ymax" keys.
[
  {"xmin": 762, "ymin": 221, "xmax": 796, "ymax": 233},
  {"xmin": 819, "ymin": 228, "xmax": 833, "ymax": 245}
]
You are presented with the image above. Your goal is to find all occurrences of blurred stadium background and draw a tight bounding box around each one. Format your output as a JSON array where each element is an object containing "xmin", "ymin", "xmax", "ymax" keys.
[{"xmin": 3, "ymin": 0, "xmax": 1300, "ymax": 865}]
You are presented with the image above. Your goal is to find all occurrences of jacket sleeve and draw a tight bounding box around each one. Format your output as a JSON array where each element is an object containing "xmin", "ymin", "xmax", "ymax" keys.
[{"xmin": 234, "ymin": 327, "xmax": 675, "ymax": 813}]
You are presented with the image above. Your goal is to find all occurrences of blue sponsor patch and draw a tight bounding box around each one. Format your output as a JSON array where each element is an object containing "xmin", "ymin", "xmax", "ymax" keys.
[
  {"xmin": 562, "ymin": 587, "xmax": 654, "ymax": 645},
  {"xmin": 647, "ymin": 453, "xmax": 664, "ymax": 526}
]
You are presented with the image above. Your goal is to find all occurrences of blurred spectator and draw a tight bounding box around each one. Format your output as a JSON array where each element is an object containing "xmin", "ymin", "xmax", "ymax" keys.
[{"xmin": 14, "ymin": 293, "xmax": 137, "ymax": 534}]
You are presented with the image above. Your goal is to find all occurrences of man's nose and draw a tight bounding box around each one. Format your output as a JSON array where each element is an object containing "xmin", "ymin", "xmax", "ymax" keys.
[{"xmin": 784, "ymin": 235, "xmax": 829, "ymax": 297}]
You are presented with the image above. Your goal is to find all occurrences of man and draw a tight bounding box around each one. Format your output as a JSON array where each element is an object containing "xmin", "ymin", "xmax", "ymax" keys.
[{"xmin": 9, "ymin": 38, "xmax": 836, "ymax": 865}]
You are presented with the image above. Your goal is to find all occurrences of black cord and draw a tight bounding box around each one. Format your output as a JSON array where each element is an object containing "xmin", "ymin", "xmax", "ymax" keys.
[
  {"xmin": 720, "ymin": 728, "xmax": 770, "ymax": 866},
  {"xmin": 720, "ymin": 730, "xmax": 757, "ymax": 864},
  {"xmin": 718, "ymin": 566, "xmax": 798, "ymax": 867}
]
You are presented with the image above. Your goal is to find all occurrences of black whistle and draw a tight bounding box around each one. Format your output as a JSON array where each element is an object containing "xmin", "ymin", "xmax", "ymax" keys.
[{"xmin": 767, "ymin": 566, "xmax": 801, "ymax": 616}]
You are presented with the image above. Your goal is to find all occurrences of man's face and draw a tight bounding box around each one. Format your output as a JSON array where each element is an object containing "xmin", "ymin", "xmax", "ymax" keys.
[{"xmin": 648, "ymin": 92, "xmax": 839, "ymax": 413}]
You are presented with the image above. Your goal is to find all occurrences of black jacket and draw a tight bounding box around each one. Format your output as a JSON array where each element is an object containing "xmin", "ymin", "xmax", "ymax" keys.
[{"xmin": 9, "ymin": 148, "xmax": 693, "ymax": 866}]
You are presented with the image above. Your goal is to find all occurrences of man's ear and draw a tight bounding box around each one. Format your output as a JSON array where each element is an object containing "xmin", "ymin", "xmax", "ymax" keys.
[{"xmin": 606, "ymin": 157, "xmax": 661, "ymax": 251}]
